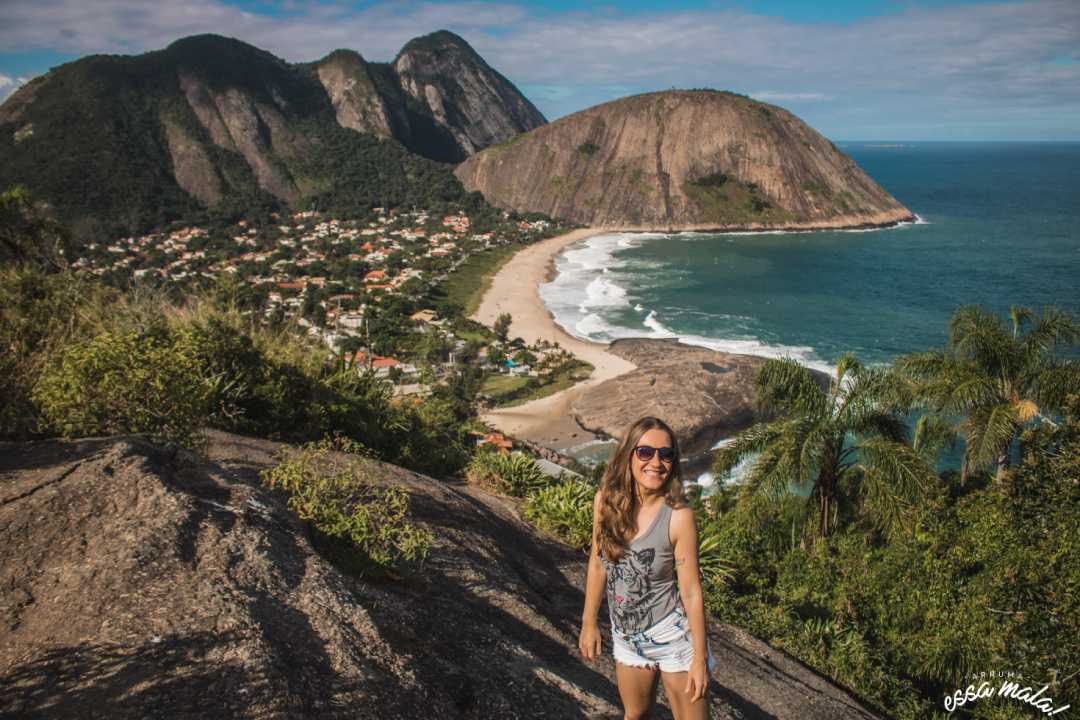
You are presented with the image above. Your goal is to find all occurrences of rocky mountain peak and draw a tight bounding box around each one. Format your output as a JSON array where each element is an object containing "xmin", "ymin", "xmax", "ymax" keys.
[
  {"xmin": 396, "ymin": 29, "xmax": 479, "ymax": 60},
  {"xmin": 315, "ymin": 48, "xmax": 396, "ymax": 139},
  {"xmin": 0, "ymin": 31, "xmax": 544, "ymax": 234},
  {"xmin": 392, "ymin": 29, "xmax": 546, "ymax": 159},
  {"xmin": 456, "ymin": 89, "xmax": 915, "ymax": 231}
]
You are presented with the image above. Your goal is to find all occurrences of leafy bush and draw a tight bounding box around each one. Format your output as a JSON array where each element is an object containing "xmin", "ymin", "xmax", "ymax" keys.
[
  {"xmin": 523, "ymin": 479, "xmax": 595, "ymax": 549},
  {"xmin": 32, "ymin": 324, "xmax": 212, "ymax": 449},
  {"xmin": 696, "ymin": 517, "xmax": 738, "ymax": 591},
  {"xmin": 0, "ymin": 269, "xmax": 116, "ymax": 438},
  {"xmin": 466, "ymin": 448, "xmax": 552, "ymax": 497},
  {"xmin": 691, "ymin": 172, "xmax": 728, "ymax": 188},
  {"xmin": 465, "ymin": 446, "xmax": 506, "ymax": 487},
  {"xmin": 480, "ymin": 449, "xmax": 551, "ymax": 495},
  {"xmin": 0, "ymin": 264, "xmax": 473, "ymax": 475},
  {"xmin": 262, "ymin": 438, "xmax": 434, "ymax": 578}
]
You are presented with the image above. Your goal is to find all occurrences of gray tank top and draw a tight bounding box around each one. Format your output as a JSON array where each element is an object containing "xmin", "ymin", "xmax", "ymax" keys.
[{"xmin": 600, "ymin": 501, "xmax": 682, "ymax": 635}]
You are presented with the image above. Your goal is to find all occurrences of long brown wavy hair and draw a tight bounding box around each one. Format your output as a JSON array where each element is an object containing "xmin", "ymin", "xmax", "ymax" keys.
[{"xmin": 597, "ymin": 416, "xmax": 684, "ymax": 564}]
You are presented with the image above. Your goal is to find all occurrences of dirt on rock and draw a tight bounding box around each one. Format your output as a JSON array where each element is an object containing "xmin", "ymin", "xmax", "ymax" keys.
[{"xmin": 1, "ymin": 430, "xmax": 884, "ymax": 719}]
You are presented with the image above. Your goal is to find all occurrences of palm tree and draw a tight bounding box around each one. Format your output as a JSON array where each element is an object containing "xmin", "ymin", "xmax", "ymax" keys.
[
  {"xmin": 712, "ymin": 353, "xmax": 937, "ymax": 543},
  {"xmin": 896, "ymin": 304, "xmax": 1080, "ymax": 486}
]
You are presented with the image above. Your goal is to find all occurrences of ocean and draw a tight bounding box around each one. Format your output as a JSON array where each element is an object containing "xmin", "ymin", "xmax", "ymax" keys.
[{"xmin": 540, "ymin": 142, "xmax": 1080, "ymax": 481}]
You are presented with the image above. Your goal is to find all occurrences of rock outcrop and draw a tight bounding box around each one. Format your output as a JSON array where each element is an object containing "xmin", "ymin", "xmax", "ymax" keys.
[
  {"xmin": 0, "ymin": 431, "xmax": 885, "ymax": 719},
  {"xmin": 392, "ymin": 31, "xmax": 547, "ymax": 161},
  {"xmin": 570, "ymin": 339, "xmax": 765, "ymax": 460},
  {"xmin": 569, "ymin": 339, "xmax": 831, "ymax": 464},
  {"xmin": 455, "ymin": 90, "xmax": 915, "ymax": 231},
  {"xmin": 316, "ymin": 49, "xmax": 397, "ymax": 140}
]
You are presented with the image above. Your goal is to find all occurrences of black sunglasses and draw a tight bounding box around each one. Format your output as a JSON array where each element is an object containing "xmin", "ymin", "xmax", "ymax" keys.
[{"xmin": 634, "ymin": 445, "xmax": 675, "ymax": 463}]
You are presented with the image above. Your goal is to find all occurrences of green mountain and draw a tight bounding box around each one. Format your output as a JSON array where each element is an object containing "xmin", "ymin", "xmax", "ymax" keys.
[{"xmin": 0, "ymin": 32, "xmax": 545, "ymax": 241}]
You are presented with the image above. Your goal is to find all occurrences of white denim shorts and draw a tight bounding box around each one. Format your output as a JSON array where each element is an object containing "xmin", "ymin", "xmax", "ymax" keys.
[{"xmin": 611, "ymin": 605, "xmax": 717, "ymax": 674}]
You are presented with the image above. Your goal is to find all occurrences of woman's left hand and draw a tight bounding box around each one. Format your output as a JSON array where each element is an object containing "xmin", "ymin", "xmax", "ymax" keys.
[{"xmin": 684, "ymin": 656, "xmax": 709, "ymax": 702}]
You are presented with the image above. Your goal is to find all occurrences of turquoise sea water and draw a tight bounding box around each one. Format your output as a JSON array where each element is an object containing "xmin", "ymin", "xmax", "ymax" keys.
[{"xmin": 542, "ymin": 142, "xmax": 1080, "ymax": 475}]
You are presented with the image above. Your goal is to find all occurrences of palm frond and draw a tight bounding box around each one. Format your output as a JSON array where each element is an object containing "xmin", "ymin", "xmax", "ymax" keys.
[
  {"xmin": 1021, "ymin": 306, "xmax": 1080, "ymax": 356},
  {"xmin": 711, "ymin": 420, "xmax": 788, "ymax": 477},
  {"xmin": 834, "ymin": 352, "xmax": 862, "ymax": 387},
  {"xmin": 894, "ymin": 350, "xmax": 971, "ymax": 409},
  {"xmin": 697, "ymin": 524, "xmax": 738, "ymax": 588},
  {"xmin": 741, "ymin": 444, "xmax": 792, "ymax": 502},
  {"xmin": 941, "ymin": 374, "xmax": 1002, "ymax": 415},
  {"xmin": 912, "ymin": 413, "xmax": 958, "ymax": 462},
  {"xmin": 798, "ymin": 425, "xmax": 829, "ymax": 488},
  {"xmin": 948, "ymin": 305, "xmax": 1012, "ymax": 372},
  {"xmin": 852, "ymin": 437, "xmax": 937, "ymax": 539},
  {"xmin": 1009, "ymin": 305, "xmax": 1034, "ymax": 338},
  {"xmin": 848, "ymin": 408, "xmax": 909, "ymax": 443},
  {"xmin": 1030, "ymin": 362, "xmax": 1080, "ymax": 412},
  {"xmin": 894, "ymin": 348, "xmax": 949, "ymax": 382},
  {"xmin": 1013, "ymin": 398, "xmax": 1038, "ymax": 423},
  {"xmin": 968, "ymin": 402, "xmax": 1018, "ymax": 470},
  {"xmin": 754, "ymin": 356, "xmax": 827, "ymax": 419}
]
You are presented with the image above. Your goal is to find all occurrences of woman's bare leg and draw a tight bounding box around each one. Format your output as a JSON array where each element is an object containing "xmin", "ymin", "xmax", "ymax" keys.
[
  {"xmin": 615, "ymin": 661, "xmax": 660, "ymax": 719},
  {"xmin": 659, "ymin": 670, "xmax": 709, "ymax": 720}
]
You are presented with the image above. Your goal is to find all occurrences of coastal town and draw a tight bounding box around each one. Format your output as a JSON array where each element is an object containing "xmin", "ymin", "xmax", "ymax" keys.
[{"xmin": 68, "ymin": 206, "xmax": 590, "ymax": 406}]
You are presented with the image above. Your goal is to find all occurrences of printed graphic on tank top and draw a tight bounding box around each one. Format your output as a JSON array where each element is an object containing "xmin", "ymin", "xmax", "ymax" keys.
[{"xmin": 600, "ymin": 502, "xmax": 682, "ymax": 635}]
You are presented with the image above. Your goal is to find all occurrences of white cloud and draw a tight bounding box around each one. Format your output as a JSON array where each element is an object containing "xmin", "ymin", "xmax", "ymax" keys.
[
  {"xmin": 752, "ymin": 91, "xmax": 834, "ymax": 103},
  {"xmin": 0, "ymin": 0, "xmax": 1078, "ymax": 137},
  {"xmin": 0, "ymin": 74, "xmax": 32, "ymax": 103}
]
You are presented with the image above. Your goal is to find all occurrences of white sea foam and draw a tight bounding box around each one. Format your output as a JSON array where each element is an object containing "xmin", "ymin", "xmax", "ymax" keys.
[
  {"xmin": 581, "ymin": 274, "xmax": 629, "ymax": 309},
  {"xmin": 542, "ymin": 232, "xmax": 838, "ymax": 376},
  {"xmin": 575, "ymin": 312, "xmax": 618, "ymax": 337},
  {"xmin": 641, "ymin": 309, "xmax": 837, "ymax": 376},
  {"xmin": 670, "ymin": 218, "xmax": 924, "ymax": 238},
  {"xmin": 693, "ymin": 472, "xmax": 715, "ymax": 488}
]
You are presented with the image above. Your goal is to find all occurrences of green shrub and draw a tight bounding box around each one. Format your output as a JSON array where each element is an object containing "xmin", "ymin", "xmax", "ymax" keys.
[
  {"xmin": 262, "ymin": 438, "xmax": 433, "ymax": 578},
  {"xmin": 466, "ymin": 448, "xmax": 552, "ymax": 497},
  {"xmin": 0, "ymin": 268, "xmax": 119, "ymax": 439},
  {"xmin": 696, "ymin": 518, "xmax": 738, "ymax": 591},
  {"xmin": 32, "ymin": 324, "xmax": 211, "ymax": 449},
  {"xmin": 502, "ymin": 451, "xmax": 553, "ymax": 496},
  {"xmin": 465, "ymin": 446, "xmax": 506, "ymax": 488},
  {"xmin": 691, "ymin": 172, "xmax": 729, "ymax": 188},
  {"xmin": 523, "ymin": 479, "xmax": 595, "ymax": 549}
]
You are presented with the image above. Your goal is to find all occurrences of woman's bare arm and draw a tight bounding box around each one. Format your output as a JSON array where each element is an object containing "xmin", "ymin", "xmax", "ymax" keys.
[
  {"xmin": 578, "ymin": 489, "xmax": 608, "ymax": 661},
  {"xmin": 582, "ymin": 489, "xmax": 608, "ymax": 626},
  {"xmin": 672, "ymin": 505, "xmax": 709, "ymax": 665}
]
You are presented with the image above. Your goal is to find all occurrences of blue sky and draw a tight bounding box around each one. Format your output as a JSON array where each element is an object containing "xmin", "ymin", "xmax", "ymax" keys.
[{"xmin": 1, "ymin": 0, "xmax": 1078, "ymax": 140}]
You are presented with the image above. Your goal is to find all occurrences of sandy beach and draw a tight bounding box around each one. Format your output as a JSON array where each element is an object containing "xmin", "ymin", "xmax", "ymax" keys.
[{"xmin": 470, "ymin": 228, "xmax": 637, "ymax": 449}]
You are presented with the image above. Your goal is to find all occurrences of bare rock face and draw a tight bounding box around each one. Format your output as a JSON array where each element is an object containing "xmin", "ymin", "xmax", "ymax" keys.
[
  {"xmin": 316, "ymin": 50, "xmax": 397, "ymax": 140},
  {"xmin": 570, "ymin": 339, "xmax": 833, "ymax": 463},
  {"xmin": 456, "ymin": 90, "xmax": 915, "ymax": 231},
  {"xmin": 177, "ymin": 70, "xmax": 302, "ymax": 204},
  {"xmin": 0, "ymin": 431, "xmax": 883, "ymax": 719},
  {"xmin": 163, "ymin": 120, "xmax": 223, "ymax": 205},
  {"xmin": 392, "ymin": 31, "xmax": 547, "ymax": 161},
  {"xmin": 571, "ymin": 339, "xmax": 768, "ymax": 460}
]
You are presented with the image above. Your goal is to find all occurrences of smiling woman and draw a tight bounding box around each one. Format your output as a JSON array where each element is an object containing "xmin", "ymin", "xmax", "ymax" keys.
[{"xmin": 578, "ymin": 415, "xmax": 716, "ymax": 719}]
